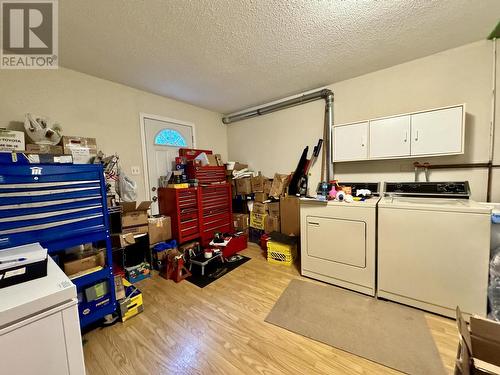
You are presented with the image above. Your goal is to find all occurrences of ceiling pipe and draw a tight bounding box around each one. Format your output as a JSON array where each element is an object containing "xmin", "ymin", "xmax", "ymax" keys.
[{"xmin": 222, "ymin": 88, "xmax": 335, "ymax": 181}]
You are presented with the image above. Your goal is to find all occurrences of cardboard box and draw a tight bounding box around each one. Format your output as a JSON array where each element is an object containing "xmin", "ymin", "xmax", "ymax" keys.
[
  {"xmin": 111, "ymin": 233, "xmax": 135, "ymax": 248},
  {"xmin": 114, "ymin": 275, "xmax": 125, "ymax": 300},
  {"xmin": 0, "ymin": 129, "xmax": 25, "ymax": 151},
  {"xmin": 64, "ymin": 251, "xmax": 105, "ymax": 276},
  {"xmin": 61, "ymin": 135, "xmax": 97, "ymax": 164},
  {"xmin": 215, "ymin": 154, "xmax": 223, "ymax": 166},
  {"xmin": 207, "ymin": 154, "xmax": 218, "ymax": 166},
  {"xmin": 455, "ymin": 307, "xmax": 500, "ymax": 375},
  {"xmin": 233, "ymin": 213, "xmax": 249, "ymax": 231},
  {"xmin": 253, "ymin": 202, "xmax": 268, "ymax": 215},
  {"xmin": 280, "ymin": 195, "xmax": 300, "ymax": 235},
  {"xmin": 119, "ymin": 278, "xmax": 144, "ymax": 321},
  {"xmin": 254, "ymin": 192, "xmax": 268, "ymax": 202},
  {"xmin": 265, "ymin": 216, "xmax": 280, "ymax": 234},
  {"xmin": 121, "ymin": 201, "xmax": 151, "ymax": 228},
  {"xmin": 233, "ymin": 162, "xmax": 248, "ymax": 171},
  {"xmin": 122, "ymin": 225, "xmax": 149, "ymax": 235},
  {"xmin": 251, "ymin": 174, "xmax": 266, "ymax": 193},
  {"xmin": 264, "ymin": 179, "xmax": 273, "ymax": 194},
  {"xmin": 148, "ymin": 216, "xmax": 172, "ymax": 245},
  {"xmin": 250, "ymin": 212, "xmax": 267, "ymax": 230},
  {"xmin": 25, "ymin": 143, "xmax": 63, "ymax": 155},
  {"xmin": 236, "ymin": 177, "xmax": 252, "ymax": 195},
  {"xmin": 268, "ymin": 202, "xmax": 280, "ymax": 217},
  {"xmin": 269, "ymin": 173, "xmax": 289, "ymax": 198}
]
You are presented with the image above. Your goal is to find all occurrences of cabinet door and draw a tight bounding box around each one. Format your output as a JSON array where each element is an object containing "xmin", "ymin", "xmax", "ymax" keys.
[
  {"xmin": 369, "ymin": 115, "xmax": 410, "ymax": 158},
  {"xmin": 410, "ymin": 106, "xmax": 463, "ymax": 156},
  {"xmin": 333, "ymin": 122, "xmax": 368, "ymax": 161}
]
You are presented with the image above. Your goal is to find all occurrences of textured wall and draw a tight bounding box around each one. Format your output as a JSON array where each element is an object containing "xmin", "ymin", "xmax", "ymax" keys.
[
  {"xmin": 0, "ymin": 67, "xmax": 227, "ymax": 201},
  {"xmin": 228, "ymin": 40, "xmax": 497, "ymax": 201}
]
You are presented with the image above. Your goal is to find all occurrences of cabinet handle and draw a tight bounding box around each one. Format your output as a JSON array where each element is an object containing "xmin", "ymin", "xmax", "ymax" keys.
[
  {"xmin": 308, "ymin": 222, "xmax": 320, "ymax": 226},
  {"xmin": 415, "ymin": 130, "xmax": 419, "ymax": 141},
  {"xmin": 404, "ymin": 131, "xmax": 408, "ymax": 143}
]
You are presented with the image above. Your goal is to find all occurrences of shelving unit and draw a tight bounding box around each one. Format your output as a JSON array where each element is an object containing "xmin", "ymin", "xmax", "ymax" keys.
[{"xmin": 0, "ymin": 163, "xmax": 116, "ymax": 329}]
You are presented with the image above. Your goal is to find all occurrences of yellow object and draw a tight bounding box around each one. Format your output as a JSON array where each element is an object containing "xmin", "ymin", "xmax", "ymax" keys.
[
  {"xmin": 167, "ymin": 183, "xmax": 189, "ymax": 189},
  {"xmin": 120, "ymin": 278, "xmax": 144, "ymax": 322},
  {"xmin": 267, "ymin": 240, "xmax": 297, "ymax": 266},
  {"xmin": 250, "ymin": 212, "xmax": 267, "ymax": 230}
]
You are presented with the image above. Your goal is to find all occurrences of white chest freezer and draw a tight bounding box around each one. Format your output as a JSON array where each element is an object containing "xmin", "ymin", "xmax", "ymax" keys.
[{"xmin": 0, "ymin": 256, "xmax": 86, "ymax": 375}]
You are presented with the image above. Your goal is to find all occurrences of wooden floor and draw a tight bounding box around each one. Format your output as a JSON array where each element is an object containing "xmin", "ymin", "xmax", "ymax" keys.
[{"xmin": 83, "ymin": 244, "xmax": 458, "ymax": 375}]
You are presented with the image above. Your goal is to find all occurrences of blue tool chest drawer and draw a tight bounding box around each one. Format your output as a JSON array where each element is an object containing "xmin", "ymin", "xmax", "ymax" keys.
[{"xmin": 0, "ymin": 163, "xmax": 116, "ymax": 328}]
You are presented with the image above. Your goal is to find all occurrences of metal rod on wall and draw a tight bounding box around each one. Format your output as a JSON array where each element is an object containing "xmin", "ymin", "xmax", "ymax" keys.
[{"xmin": 222, "ymin": 88, "xmax": 335, "ymax": 182}]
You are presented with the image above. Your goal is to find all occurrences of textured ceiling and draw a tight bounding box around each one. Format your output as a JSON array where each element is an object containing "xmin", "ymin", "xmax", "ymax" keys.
[{"xmin": 60, "ymin": 0, "xmax": 500, "ymax": 113}]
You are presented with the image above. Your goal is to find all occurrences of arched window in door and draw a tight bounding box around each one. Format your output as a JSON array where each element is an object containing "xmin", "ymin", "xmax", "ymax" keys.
[{"xmin": 154, "ymin": 129, "xmax": 188, "ymax": 147}]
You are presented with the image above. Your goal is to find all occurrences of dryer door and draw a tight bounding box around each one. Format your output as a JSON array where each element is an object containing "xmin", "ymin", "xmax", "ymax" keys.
[{"xmin": 306, "ymin": 216, "xmax": 366, "ymax": 267}]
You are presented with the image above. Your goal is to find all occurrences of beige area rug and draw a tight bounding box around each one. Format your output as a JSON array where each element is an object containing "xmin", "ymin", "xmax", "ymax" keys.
[{"xmin": 265, "ymin": 279, "xmax": 445, "ymax": 375}]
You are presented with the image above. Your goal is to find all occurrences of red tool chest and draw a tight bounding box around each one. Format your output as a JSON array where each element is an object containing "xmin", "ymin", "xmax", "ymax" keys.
[
  {"xmin": 186, "ymin": 164, "xmax": 226, "ymax": 184},
  {"xmin": 199, "ymin": 184, "xmax": 232, "ymax": 245},
  {"xmin": 158, "ymin": 187, "xmax": 201, "ymax": 244},
  {"xmin": 158, "ymin": 184, "xmax": 233, "ymax": 246}
]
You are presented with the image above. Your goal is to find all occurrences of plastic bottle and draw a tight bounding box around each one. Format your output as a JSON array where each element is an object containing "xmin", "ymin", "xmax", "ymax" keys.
[{"xmin": 488, "ymin": 248, "xmax": 500, "ymax": 321}]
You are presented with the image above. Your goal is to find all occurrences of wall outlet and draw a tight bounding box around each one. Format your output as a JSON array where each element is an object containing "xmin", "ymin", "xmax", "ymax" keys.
[{"xmin": 131, "ymin": 166, "xmax": 140, "ymax": 175}]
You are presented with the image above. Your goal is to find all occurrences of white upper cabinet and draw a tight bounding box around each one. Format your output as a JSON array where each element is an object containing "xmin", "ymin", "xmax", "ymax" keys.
[
  {"xmin": 332, "ymin": 104, "xmax": 464, "ymax": 162},
  {"xmin": 410, "ymin": 106, "xmax": 464, "ymax": 156},
  {"xmin": 333, "ymin": 121, "xmax": 368, "ymax": 161},
  {"xmin": 369, "ymin": 115, "xmax": 410, "ymax": 158}
]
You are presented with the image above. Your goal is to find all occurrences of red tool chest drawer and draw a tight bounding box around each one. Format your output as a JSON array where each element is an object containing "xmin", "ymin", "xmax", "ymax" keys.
[
  {"xmin": 158, "ymin": 184, "xmax": 233, "ymax": 246},
  {"xmin": 158, "ymin": 187, "xmax": 201, "ymax": 243},
  {"xmin": 199, "ymin": 184, "xmax": 232, "ymax": 246},
  {"xmin": 186, "ymin": 165, "xmax": 226, "ymax": 184}
]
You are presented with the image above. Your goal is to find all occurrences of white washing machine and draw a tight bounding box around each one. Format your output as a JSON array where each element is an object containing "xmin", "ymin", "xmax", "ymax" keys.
[
  {"xmin": 377, "ymin": 182, "xmax": 491, "ymax": 318},
  {"xmin": 300, "ymin": 183, "xmax": 380, "ymax": 296}
]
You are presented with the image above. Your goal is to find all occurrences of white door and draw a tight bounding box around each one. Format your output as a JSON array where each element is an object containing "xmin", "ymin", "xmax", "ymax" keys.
[
  {"xmin": 143, "ymin": 116, "xmax": 194, "ymax": 215},
  {"xmin": 333, "ymin": 122, "xmax": 368, "ymax": 161},
  {"xmin": 410, "ymin": 106, "xmax": 463, "ymax": 156},
  {"xmin": 369, "ymin": 115, "xmax": 410, "ymax": 158}
]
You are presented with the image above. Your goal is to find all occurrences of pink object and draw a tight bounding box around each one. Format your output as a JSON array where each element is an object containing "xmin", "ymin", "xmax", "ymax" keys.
[{"xmin": 328, "ymin": 187, "xmax": 337, "ymax": 200}]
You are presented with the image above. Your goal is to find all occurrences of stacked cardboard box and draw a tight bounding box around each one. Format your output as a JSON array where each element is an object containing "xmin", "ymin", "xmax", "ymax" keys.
[
  {"xmin": 233, "ymin": 213, "xmax": 249, "ymax": 233},
  {"xmin": 121, "ymin": 201, "xmax": 152, "ymax": 235},
  {"xmin": 266, "ymin": 201, "xmax": 280, "ymax": 233},
  {"xmin": 269, "ymin": 173, "xmax": 289, "ymax": 198},
  {"xmin": 26, "ymin": 144, "xmax": 63, "ymax": 154},
  {"xmin": 280, "ymin": 195, "xmax": 300, "ymax": 236},
  {"xmin": 61, "ymin": 135, "xmax": 98, "ymax": 164},
  {"xmin": 0, "ymin": 129, "xmax": 24, "ymax": 151},
  {"xmin": 236, "ymin": 177, "xmax": 252, "ymax": 195},
  {"xmin": 148, "ymin": 216, "xmax": 172, "ymax": 245},
  {"xmin": 456, "ymin": 307, "xmax": 500, "ymax": 374}
]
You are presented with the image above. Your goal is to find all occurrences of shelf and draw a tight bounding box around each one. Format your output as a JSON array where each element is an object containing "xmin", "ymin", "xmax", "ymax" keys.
[
  {"xmin": 46, "ymin": 230, "xmax": 109, "ymax": 254},
  {"xmin": 70, "ymin": 266, "xmax": 113, "ymax": 288}
]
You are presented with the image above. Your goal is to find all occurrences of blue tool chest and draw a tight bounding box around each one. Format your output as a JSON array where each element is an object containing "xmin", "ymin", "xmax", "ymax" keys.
[{"xmin": 0, "ymin": 163, "xmax": 116, "ymax": 328}]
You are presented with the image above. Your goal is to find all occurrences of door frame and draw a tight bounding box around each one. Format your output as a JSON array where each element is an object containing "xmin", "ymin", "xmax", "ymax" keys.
[{"xmin": 139, "ymin": 112, "xmax": 196, "ymax": 201}]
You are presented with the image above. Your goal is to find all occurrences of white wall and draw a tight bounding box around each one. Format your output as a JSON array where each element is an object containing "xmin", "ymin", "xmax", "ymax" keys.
[
  {"xmin": 0, "ymin": 67, "xmax": 227, "ymax": 201},
  {"xmin": 228, "ymin": 40, "xmax": 497, "ymax": 201}
]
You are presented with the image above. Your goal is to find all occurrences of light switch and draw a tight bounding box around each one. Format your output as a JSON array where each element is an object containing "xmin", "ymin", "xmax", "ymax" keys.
[{"xmin": 131, "ymin": 166, "xmax": 140, "ymax": 175}]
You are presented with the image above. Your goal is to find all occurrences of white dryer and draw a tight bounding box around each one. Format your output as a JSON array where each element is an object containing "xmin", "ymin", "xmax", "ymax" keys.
[
  {"xmin": 377, "ymin": 182, "xmax": 491, "ymax": 318},
  {"xmin": 300, "ymin": 183, "xmax": 380, "ymax": 296}
]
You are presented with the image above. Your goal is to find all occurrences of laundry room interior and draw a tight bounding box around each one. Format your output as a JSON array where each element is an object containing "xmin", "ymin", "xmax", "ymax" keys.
[{"xmin": 1, "ymin": 2, "xmax": 500, "ymax": 375}]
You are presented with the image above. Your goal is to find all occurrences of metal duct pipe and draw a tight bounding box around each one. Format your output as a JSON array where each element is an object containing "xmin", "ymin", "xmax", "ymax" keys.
[
  {"xmin": 222, "ymin": 89, "xmax": 333, "ymax": 124},
  {"xmin": 324, "ymin": 92, "xmax": 334, "ymax": 181},
  {"xmin": 222, "ymin": 88, "xmax": 335, "ymax": 182}
]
